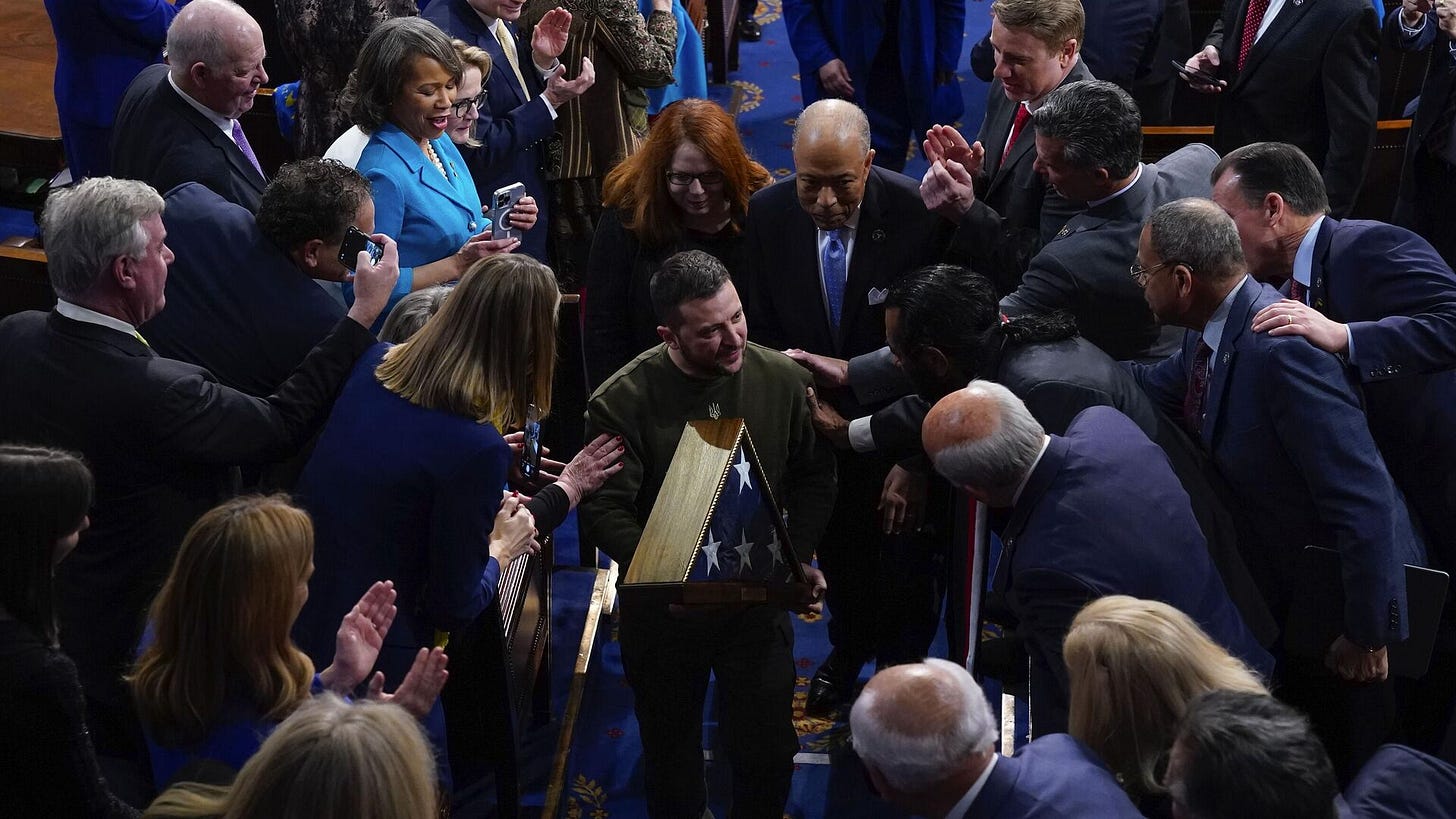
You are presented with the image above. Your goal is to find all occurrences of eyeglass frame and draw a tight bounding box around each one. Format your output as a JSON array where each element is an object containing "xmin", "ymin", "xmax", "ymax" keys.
[
  {"xmin": 1129, "ymin": 258, "xmax": 1187, "ymax": 287},
  {"xmin": 450, "ymin": 91, "xmax": 489, "ymax": 118},
  {"xmin": 664, "ymin": 170, "xmax": 726, "ymax": 188}
]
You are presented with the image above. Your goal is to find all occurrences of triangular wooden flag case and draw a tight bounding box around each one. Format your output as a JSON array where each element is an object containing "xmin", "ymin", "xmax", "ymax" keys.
[{"xmin": 622, "ymin": 418, "xmax": 817, "ymax": 607}]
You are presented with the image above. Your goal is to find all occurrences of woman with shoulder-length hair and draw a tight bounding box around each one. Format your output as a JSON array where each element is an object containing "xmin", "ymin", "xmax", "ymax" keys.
[
  {"xmin": 326, "ymin": 16, "xmax": 537, "ymax": 327},
  {"xmin": 143, "ymin": 695, "xmax": 437, "ymax": 819},
  {"xmin": 292, "ymin": 252, "xmax": 620, "ymax": 790},
  {"xmin": 0, "ymin": 444, "xmax": 140, "ymax": 817},
  {"xmin": 583, "ymin": 98, "xmax": 773, "ymax": 387},
  {"xmin": 130, "ymin": 494, "xmax": 447, "ymax": 788},
  {"xmin": 1064, "ymin": 595, "xmax": 1268, "ymax": 818}
]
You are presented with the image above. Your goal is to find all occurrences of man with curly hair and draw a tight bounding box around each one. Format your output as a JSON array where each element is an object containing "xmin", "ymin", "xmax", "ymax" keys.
[{"xmin": 141, "ymin": 158, "xmax": 376, "ymax": 395}]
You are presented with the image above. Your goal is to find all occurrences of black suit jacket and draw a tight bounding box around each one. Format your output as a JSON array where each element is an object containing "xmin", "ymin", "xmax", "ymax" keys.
[
  {"xmin": 111, "ymin": 64, "xmax": 267, "ymax": 212},
  {"xmin": 950, "ymin": 60, "xmax": 1093, "ymax": 295},
  {"xmin": 143, "ymin": 183, "xmax": 345, "ymax": 396},
  {"xmin": 742, "ymin": 166, "xmax": 952, "ymax": 371},
  {"xmin": 1204, "ymin": 0, "xmax": 1378, "ymax": 217},
  {"xmin": 1000, "ymin": 144, "xmax": 1218, "ymax": 361},
  {"xmin": 1387, "ymin": 10, "xmax": 1456, "ymax": 232},
  {"xmin": 0, "ymin": 310, "xmax": 373, "ymax": 714}
]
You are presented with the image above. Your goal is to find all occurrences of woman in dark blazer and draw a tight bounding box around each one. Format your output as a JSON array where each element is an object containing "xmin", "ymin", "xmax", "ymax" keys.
[{"xmin": 582, "ymin": 99, "xmax": 773, "ymax": 388}]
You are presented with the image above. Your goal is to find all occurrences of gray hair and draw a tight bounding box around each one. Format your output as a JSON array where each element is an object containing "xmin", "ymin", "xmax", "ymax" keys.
[
  {"xmin": 344, "ymin": 17, "xmax": 464, "ymax": 133},
  {"xmin": 1147, "ymin": 198, "xmax": 1246, "ymax": 283},
  {"xmin": 793, "ymin": 99, "xmax": 872, "ymax": 155},
  {"xmin": 850, "ymin": 659, "xmax": 998, "ymax": 793},
  {"xmin": 1032, "ymin": 80, "xmax": 1142, "ymax": 178},
  {"xmin": 931, "ymin": 380, "xmax": 1045, "ymax": 495},
  {"xmin": 42, "ymin": 178, "xmax": 164, "ymax": 300},
  {"xmin": 379, "ymin": 284, "xmax": 453, "ymax": 343},
  {"xmin": 167, "ymin": 0, "xmax": 249, "ymax": 75}
]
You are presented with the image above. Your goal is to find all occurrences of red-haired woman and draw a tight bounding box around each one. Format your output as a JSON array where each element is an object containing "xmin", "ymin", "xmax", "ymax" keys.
[{"xmin": 582, "ymin": 99, "xmax": 773, "ymax": 388}]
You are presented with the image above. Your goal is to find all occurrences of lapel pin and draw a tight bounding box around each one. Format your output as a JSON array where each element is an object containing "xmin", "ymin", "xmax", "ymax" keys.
[
  {"xmin": 1222, "ymin": 352, "xmax": 1231, "ymax": 365},
  {"xmin": 871, "ymin": 229, "xmax": 886, "ymax": 242}
]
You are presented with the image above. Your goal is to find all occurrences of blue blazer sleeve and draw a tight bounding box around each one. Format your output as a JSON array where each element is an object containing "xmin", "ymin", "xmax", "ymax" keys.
[
  {"xmin": 1340, "ymin": 226, "xmax": 1456, "ymax": 382},
  {"xmin": 1126, "ymin": 342, "xmax": 1189, "ymax": 421},
  {"xmin": 1263, "ymin": 339, "xmax": 1415, "ymax": 647},
  {"xmin": 99, "ymin": 0, "xmax": 186, "ymax": 48},
  {"xmin": 359, "ymin": 168, "xmax": 417, "ymax": 301},
  {"xmin": 784, "ymin": 0, "xmax": 839, "ymax": 75},
  {"xmin": 426, "ymin": 433, "xmax": 512, "ymax": 632}
]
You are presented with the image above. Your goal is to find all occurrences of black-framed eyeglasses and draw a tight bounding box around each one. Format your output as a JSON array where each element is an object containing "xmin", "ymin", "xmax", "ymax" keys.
[
  {"xmin": 1129, "ymin": 258, "xmax": 1184, "ymax": 287},
  {"xmin": 450, "ymin": 91, "xmax": 488, "ymax": 117},
  {"xmin": 665, "ymin": 170, "xmax": 726, "ymax": 188}
]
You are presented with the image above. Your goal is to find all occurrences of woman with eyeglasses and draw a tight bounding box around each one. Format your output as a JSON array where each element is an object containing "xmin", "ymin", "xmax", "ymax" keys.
[
  {"xmin": 330, "ymin": 18, "xmax": 540, "ymax": 329},
  {"xmin": 582, "ymin": 99, "xmax": 773, "ymax": 388}
]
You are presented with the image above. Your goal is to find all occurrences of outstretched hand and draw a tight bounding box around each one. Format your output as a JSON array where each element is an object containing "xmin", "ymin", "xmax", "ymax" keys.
[
  {"xmin": 783, "ymin": 349, "xmax": 850, "ymax": 389},
  {"xmin": 922, "ymin": 124, "xmax": 983, "ymax": 177},
  {"xmin": 366, "ymin": 646, "xmax": 450, "ymax": 720},
  {"xmin": 556, "ymin": 433, "xmax": 626, "ymax": 507},
  {"xmin": 319, "ymin": 580, "xmax": 397, "ymax": 693}
]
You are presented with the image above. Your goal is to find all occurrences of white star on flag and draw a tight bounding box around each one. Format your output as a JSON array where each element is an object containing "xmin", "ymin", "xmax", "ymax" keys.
[
  {"xmin": 765, "ymin": 529, "xmax": 784, "ymax": 571},
  {"xmin": 703, "ymin": 531, "xmax": 722, "ymax": 573},
  {"xmin": 733, "ymin": 447, "xmax": 753, "ymax": 491},
  {"xmin": 734, "ymin": 529, "xmax": 756, "ymax": 575}
]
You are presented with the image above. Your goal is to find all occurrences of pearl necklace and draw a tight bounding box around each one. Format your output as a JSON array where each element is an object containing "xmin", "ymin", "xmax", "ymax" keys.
[{"xmin": 421, "ymin": 140, "xmax": 448, "ymax": 179}]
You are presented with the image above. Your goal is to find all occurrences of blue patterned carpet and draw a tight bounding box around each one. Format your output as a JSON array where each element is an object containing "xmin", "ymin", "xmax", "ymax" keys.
[{"xmin": 552, "ymin": 7, "xmax": 1006, "ymax": 816}]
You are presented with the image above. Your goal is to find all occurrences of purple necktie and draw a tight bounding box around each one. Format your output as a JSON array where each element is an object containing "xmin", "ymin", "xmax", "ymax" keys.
[
  {"xmin": 1183, "ymin": 340, "xmax": 1213, "ymax": 438},
  {"xmin": 231, "ymin": 120, "xmax": 264, "ymax": 178}
]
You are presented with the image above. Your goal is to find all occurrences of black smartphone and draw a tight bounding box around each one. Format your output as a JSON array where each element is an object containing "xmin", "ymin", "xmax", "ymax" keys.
[
  {"xmin": 490, "ymin": 183, "xmax": 526, "ymax": 242},
  {"xmin": 521, "ymin": 403, "xmax": 541, "ymax": 480},
  {"xmin": 1172, "ymin": 59, "xmax": 1222, "ymax": 87},
  {"xmin": 338, "ymin": 225, "xmax": 383, "ymax": 271}
]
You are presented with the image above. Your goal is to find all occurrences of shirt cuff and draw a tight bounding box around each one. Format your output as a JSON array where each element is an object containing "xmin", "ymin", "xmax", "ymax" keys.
[
  {"xmin": 848, "ymin": 416, "xmax": 877, "ymax": 453},
  {"xmin": 1345, "ymin": 325, "xmax": 1356, "ymax": 362},
  {"xmin": 539, "ymin": 95, "xmax": 559, "ymax": 120}
]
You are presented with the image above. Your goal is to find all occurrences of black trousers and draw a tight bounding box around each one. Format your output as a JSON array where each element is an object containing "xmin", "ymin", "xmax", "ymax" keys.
[{"xmin": 618, "ymin": 600, "xmax": 798, "ymax": 819}]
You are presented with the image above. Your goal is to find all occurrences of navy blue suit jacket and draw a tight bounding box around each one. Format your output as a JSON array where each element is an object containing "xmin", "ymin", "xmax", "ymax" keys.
[
  {"xmin": 996, "ymin": 406, "xmax": 1273, "ymax": 734},
  {"xmin": 1344, "ymin": 743, "xmax": 1456, "ymax": 818},
  {"xmin": 111, "ymin": 64, "xmax": 268, "ymax": 212},
  {"xmin": 422, "ymin": 0, "xmax": 555, "ymax": 263},
  {"xmin": 963, "ymin": 734, "xmax": 1143, "ymax": 819},
  {"xmin": 143, "ymin": 183, "xmax": 344, "ymax": 396},
  {"xmin": 1295, "ymin": 218, "xmax": 1456, "ymax": 561},
  {"xmin": 1130, "ymin": 277, "xmax": 1423, "ymax": 649}
]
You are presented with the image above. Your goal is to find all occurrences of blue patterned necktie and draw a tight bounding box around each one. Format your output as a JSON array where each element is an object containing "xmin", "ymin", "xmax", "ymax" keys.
[{"xmin": 822, "ymin": 228, "xmax": 847, "ymax": 332}]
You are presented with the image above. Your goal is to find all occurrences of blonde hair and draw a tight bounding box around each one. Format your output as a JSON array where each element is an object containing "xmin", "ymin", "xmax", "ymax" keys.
[
  {"xmin": 130, "ymin": 495, "xmax": 316, "ymax": 746},
  {"xmin": 143, "ymin": 695, "xmax": 438, "ymax": 819},
  {"xmin": 450, "ymin": 39, "xmax": 493, "ymax": 149},
  {"xmin": 1064, "ymin": 596, "xmax": 1266, "ymax": 801},
  {"xmin": 375, "ymin": 254, "xmax": 559, "ymax": 431}
]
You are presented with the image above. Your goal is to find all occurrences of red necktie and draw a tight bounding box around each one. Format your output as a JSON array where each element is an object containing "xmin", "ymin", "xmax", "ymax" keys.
[
  {"xmin": 1003, "ymin": 104, "xmax": 1032, "ymax": 163},
  {"xmin": 1183, "ymin": 340, "xmax": 1213, "ymax": 438},
  {"xmin": 1237, "ymin": 0, "xmax": 1271, "ymax": 72},
  {"xmin": 1288, "ymin": 278, "xmax": 1307, "ymax": 303}
]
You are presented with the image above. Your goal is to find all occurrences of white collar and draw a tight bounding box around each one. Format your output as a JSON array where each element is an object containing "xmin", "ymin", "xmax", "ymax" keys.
[
  {"xmin": 1011, "ymin": 436, "xmax": 1052, "ymax": 506},
  {"xmin": 1290, "ymin": 214, "xmax": 1326, "ymax": 291},
  {"xmin": 55, "ymin": 299, "xmax": 139, "ymax": 337},
  {"xmin": 167, "ymin": 71, "xmax": 234, "ymax": 136},
  {"xmin": 1201, "ymin": 275, "xmax": 1250, "ymax": 363},
  {"xmin": 1087, "ymin": 164, "xmax": 1143, "ymax": 208},
  {"xmin": 947, "ymin": 754, "xmax": 1000, "ymax": 818}
]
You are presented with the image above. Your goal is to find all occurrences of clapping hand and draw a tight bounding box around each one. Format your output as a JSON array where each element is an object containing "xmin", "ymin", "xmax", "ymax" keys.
[
  {"xmin": 543, "ymin": 56, "xmax": 596, "ymax": 107},
  {"xmin": 923, "ymin": 124, "xmax": 984, "ymax": 177},
  {"xmin": 319, "ymin": 580, "xmax": 397, "ymax": 694},
  {"xmin": 531, "ymin": 7, "xmax": 573, "ymax": 68},
  {"xmin": 366, "ymin": 646, "xmax": 450, "ymax": 719}
]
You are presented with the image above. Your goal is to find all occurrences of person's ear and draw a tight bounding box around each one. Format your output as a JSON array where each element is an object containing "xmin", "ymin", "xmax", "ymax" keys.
[
  {"xmin": 862, "ymin": 149, "xmax": 875, "ymax": 173},
  {"xmin": 1263, "ymin": 192, "xmax": 1284, "ymax": 224},
  {"xmin": 112, "ymin": 255, "xmax": 136, "ymax": 290},
  {"xmin": 299, "ymin": 238, "xmax": 326, "ymax": 271},
  {"xmin": 919, "ymin": 345, "xmax": 952, "ymax": 378},
  {"xmin": 187, "ymin": 61, "xmax": 209, "ymax": 88},
  {"xmin": 656, "ymin": 325, "xmax": 678, "ymax": 349},
  {"xmin": 1060, "ymin": 38, "xmax": 1078, "ymax": 65}
]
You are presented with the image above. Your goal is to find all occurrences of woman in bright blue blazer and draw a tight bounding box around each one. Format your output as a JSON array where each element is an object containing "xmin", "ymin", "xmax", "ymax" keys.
[{"xmin": 343, "ymin": 17, "xmax": 534, "ymax": 328}]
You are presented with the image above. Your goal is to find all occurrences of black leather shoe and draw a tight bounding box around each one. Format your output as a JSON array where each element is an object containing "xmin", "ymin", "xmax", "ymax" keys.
[
  {"xmin": 737, "ymin": 19, "xmax": 762, "ymax": 42},
  {"xmin": 805, "ymin": 651, "xmax": 863, "ymax": 717}
]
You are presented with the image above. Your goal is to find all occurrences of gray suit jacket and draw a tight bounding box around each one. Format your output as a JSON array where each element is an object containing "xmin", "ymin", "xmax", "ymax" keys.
[{"xmin": 999, "ymin": 143, "xmax": 1219, "ymax": 361}]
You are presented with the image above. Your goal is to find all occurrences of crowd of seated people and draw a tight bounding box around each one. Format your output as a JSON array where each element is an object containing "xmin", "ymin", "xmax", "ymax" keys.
[{"xmin": 8, "ymin": 0, "xmax": 1456, "ymax": 814}]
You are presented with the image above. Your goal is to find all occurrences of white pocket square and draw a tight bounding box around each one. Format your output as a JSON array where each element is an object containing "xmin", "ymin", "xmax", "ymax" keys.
[{"xmin": 868, "ymin": 287, "xmax": 888, "ymax": 306}]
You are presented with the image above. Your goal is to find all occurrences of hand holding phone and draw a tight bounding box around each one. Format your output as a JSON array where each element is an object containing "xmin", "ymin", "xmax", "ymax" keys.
[
  {"xmin": 338, "ymin": 225, "xmax": 384, "ymax": 271},
  {"xmin": 521, "ymin": 403, "xmax": 542, "ymax": 480},
  {"xmin": 490, "ymin": 183, "xmax": 527, "ymax": 242}
]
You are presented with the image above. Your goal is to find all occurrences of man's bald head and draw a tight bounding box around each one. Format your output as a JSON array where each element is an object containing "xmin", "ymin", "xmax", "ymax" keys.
[
  {"xmin": 793, "ymin": 99, "xmax": 872, "ymax": 154},
  {"xmin": 924, "ymin": 380, "xmax": 1045, "ymax": 506},
  {"xmin": 850, "ymin": 659, "xmax": 997, "ymax": 795},
  {"xmin": 167, "ymin": 0, "xmax": 267, "ymax": 118}
]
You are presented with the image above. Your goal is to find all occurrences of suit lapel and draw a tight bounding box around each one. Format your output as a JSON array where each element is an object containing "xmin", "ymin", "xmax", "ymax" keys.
[
  {"xmin": 1201, "ymin": 278, "xmax": 1260, "ymax": 445},
  {"xmin": 378, "ymin": 126, "xmax": 479, "ymax": 225},
  {"xmin": 1234, "ymin": 0, "xmax": 1319, "ymax": 89},
  {"xmin": 1308, "ymin": 217, "xmax": 1336, "ymax": 314},
  {"xmin": 992, "ymin": 435, "xmax": 1068, "ymax": 592},
  {"xmin": 981, "ymin": 90, "xmax": 1018, "ymax": 185},
  {"xmin": 839, "ymin": 170, "xmax": 888, "ymax": 350},
  {"xmin": 160, "ymin": 80, "xmax": 267, "ymax": 192},
  {"xmin": 781, "ymin": 188, "xmax": 834, "ymax": 353}
]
